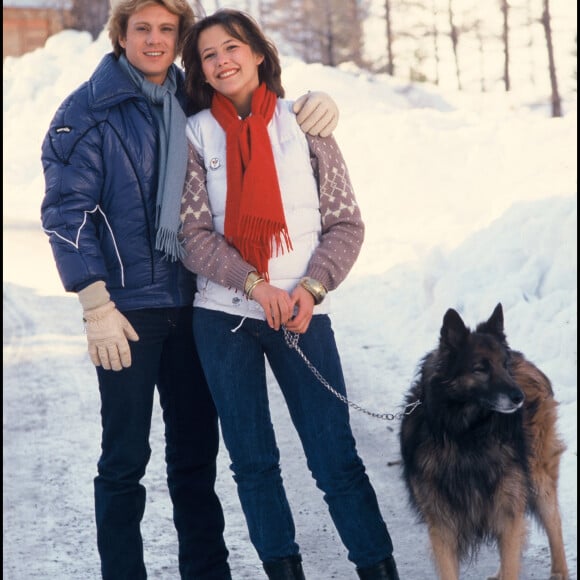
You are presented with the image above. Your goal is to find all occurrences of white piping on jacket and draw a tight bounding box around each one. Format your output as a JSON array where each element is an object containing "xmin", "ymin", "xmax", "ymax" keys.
[{"xmin": 42, "ymin": 204, "xmax": 125, "ymax": 287}]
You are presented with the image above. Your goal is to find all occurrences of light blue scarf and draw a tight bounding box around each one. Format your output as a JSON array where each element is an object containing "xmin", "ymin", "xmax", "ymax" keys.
[{"xmin": 118, "ymin": 54, "xmax": 187, "ymax": 262}]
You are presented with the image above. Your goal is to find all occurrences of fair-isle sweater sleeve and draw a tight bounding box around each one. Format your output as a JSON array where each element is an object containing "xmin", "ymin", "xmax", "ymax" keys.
[
  {"xmin": 179, "ymin": 141, "xmax": 255, "ymax": 291},
  {"xmin": 304, "ymin": 134, "xmax": 365, "ymax": 292}
]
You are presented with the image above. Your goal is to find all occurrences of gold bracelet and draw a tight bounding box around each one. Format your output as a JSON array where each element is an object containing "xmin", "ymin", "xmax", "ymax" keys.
[
  {"xmin": 246, "ymin": 278, "xmax": 264, "ymax": 299},
  {"xmin": 299, "ymin": 277, "xmax": 327, "ymax": 305},
  {"xmin": 244, "ymin": 271, "xmax": 265, "ymax": 299},
  {"xmin": 244, "ymin": 271, "xmax": 262, "ymax": 295}
]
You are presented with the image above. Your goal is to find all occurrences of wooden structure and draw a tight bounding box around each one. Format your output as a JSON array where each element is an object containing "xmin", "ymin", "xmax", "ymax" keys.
[{"xmin": 3, "ymin": 2, "xmax": 73, "ymax": 60}]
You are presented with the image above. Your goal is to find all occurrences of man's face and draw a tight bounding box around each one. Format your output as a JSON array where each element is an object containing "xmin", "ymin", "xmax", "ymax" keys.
[{"xmin": 119, "ymin": 3, "xmax": 179, "ymax": 85}]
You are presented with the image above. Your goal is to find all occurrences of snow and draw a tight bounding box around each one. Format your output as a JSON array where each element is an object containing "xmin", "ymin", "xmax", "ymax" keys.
[{"xmin": 3, "ymin": 26, "xmax": 577, "ymax": 580}]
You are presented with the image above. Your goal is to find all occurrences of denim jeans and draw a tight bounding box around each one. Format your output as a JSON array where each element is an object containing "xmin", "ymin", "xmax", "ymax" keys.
[
  {"xmin": 193, "ymin": 308, "xmax": 394, "ymax": 568},
  {"xmin": 94, "ymin": 307, "xmax": 230, "ymax": 580}
]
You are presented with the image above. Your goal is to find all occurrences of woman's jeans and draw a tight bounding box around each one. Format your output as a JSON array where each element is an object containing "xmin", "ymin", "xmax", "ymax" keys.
[
  {"xmin": 94, "ymin": 307, "xmax": 230, "ymax": 580},
  {"xmin": 193, "ymin": 308, "xmax": 394, "ymax": 568}
]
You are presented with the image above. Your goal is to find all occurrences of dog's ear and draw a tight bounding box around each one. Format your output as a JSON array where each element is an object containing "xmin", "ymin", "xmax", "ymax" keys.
[
  {"xmin": 476, "ymin": 302, "xmax": 506, "ymax": 341},
  {"xmin": 440, "ymin": 308, "xmax": 468, "ymax": 350}
]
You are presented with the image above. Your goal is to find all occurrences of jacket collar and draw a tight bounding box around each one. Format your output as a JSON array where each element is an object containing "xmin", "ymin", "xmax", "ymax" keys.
[{"xmin": 87, "ymin": 52, "xmax": 186, "ymax": 112}]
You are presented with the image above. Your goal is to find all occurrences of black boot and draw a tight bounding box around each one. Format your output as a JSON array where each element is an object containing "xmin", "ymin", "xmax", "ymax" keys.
[
  {"xmin": 356, "ymin": 556, "xmax": 400, "ymax": 580},
  {"xmin": 263, "ymin": 555, "xmax": 306, "ymax": 579}
]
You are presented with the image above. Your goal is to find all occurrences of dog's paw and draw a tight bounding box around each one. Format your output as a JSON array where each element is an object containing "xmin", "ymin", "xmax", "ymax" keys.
[{"xmin": 548, "ymin": 575, "xmax": 566, "ymax": 580}]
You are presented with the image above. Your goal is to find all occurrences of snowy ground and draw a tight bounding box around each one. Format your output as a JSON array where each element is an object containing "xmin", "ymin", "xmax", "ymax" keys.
[
  {"xmin": 3, "ymin": 27, "xmax": 577, "ymax": 580},
  {"xmin": 3, "ymin": 220, "xmax": 576, "ymax": 579}
]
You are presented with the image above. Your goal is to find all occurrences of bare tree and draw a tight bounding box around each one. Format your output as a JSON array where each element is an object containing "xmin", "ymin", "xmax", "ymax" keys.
[
  {"xmin": 429, "ymin": 0, "xmax": 440, "ymax": 85},
  {"xmin": 258, "ymin": 0, "xmax": 570, "ymax": 111},
  {"xmin": 267, "ymin": 0, "xmax": 366, "ymax": 67},
  {"xmin": 318, "ymin": 0, "xmax": 337, "ymax": 66},
  {"xmin": 500, "ymin": 0, "xmax": 511, "ymax": 91},
  {"xmin": 69, "ymin": 0, "xmax": 110, "ymax": 40},
  {"xmin": 308, "ymin": 0, "xmax": 366, "ymax": 67},
  {"xmin": 384, "ymin": 0, "xmax": 395, "ymax": 75},
  {"xmin": 540, "ymin": 0, "xmax": 562, "ymax": 116},
  {"xmin": 398, "ymin": 0, "xmax": 440, "ymax": 85},
  {"xmin": 474, "ymin": 17, "xmax": 485, "ymax": 92},
  {"xmin": 447, "ymin": 0, "xmax": 462, "ymax": 90}
]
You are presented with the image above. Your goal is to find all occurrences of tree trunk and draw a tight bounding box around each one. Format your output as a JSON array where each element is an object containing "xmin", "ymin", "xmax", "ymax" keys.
[
  {"xmin": 385, "ymin": 0, "xmax": 394, "ymax": 76},
  {"xmin": 70, "ymin": 0, "xmax": 109, "ymax": 40},
  {"xmin": 501, "ymin": 0, "xmax": 511, "ymax": 91},
  {"xmin": 431, "ymin": 0, "xmax": 440, "ymax": 85},
  {"xmin": 447, "ymin": 0, "xmax": 462, "ymax": 90},
  {"xmin": 541, "ymin": 0, "xmax": 562, "ymax": 116}
]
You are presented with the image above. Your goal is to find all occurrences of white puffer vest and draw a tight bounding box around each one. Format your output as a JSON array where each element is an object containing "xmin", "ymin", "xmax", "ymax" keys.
[{"xmin": 186, "ymin": 99, "xmax": 331, "ymax": 320}]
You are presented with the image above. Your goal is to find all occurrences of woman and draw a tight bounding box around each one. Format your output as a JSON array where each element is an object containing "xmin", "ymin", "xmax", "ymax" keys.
[{"xmin": 178, "ymin": 9, "xmax": 400, "ymax": 580}]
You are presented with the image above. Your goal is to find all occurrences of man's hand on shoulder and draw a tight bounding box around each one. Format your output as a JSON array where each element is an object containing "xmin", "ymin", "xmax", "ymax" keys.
[{"xmin": 293, "ymin": 91, "xmax": 339, "ymax": 138}]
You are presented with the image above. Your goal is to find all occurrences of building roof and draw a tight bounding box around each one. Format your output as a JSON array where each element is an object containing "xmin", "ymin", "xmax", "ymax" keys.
[{"xmin": 3, "ymin": 0, "xmax": 72, "ymax": 8}]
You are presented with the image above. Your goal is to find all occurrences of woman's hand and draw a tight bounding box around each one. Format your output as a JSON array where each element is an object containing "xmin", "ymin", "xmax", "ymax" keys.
[
  {"xmin": 251, "ymin": 282, "xmax": 294, "ymax": 331},
  {"xmin": 284, "ymin": 285, "xmax": 315, "ymax": 334}
]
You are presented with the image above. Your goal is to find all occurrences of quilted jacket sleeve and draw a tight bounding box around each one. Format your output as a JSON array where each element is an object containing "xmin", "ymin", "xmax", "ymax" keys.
[{"xmin": 40, "ymin": 91, "xmax": 109, "ymax": 293}]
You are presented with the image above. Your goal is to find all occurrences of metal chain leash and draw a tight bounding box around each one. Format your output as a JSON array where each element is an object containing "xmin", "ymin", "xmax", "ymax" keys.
[{"xmin": 282, "ymin": 327, "xmax": 421, "ymax": 421}]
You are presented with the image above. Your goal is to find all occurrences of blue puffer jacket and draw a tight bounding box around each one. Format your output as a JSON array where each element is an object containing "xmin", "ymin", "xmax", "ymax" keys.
[{"xmin": 41, "ymin": 53, "xmax": 195, "ymax": 311}]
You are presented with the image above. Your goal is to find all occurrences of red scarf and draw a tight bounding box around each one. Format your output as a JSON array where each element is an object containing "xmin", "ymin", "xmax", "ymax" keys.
[{"xmin": 211, "ymin": 83, "xmax": 292, "ymax": 279}]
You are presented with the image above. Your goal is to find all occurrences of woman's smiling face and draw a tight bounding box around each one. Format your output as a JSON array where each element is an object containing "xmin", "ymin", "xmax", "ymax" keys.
[{"xmin": 198, "ymin": 24, "xmax": 264, "ymax": 116}]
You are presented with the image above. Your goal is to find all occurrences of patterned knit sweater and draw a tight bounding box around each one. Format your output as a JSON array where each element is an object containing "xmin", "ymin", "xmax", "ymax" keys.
[{"xmin": 179, "ymin": 100, "xmax": 364, "ymax": 317}]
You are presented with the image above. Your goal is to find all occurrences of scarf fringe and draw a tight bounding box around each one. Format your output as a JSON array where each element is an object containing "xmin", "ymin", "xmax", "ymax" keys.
[
  {"xmin": 155, "ymin": 227, "xmax": 186, "ymax": 263},
  {"xmin": 233, "ymin": 216, "xmax": 293, "ymax": 278}
]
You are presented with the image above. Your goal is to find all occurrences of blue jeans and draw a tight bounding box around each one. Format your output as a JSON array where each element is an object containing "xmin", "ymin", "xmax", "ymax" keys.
[
  {"xmin": 193, "ymin": 308, "xmax": 394, "ymax": 568},
  {"xmin": 94, "ymin": 307, "xmax": 230, "ymax": 580}
]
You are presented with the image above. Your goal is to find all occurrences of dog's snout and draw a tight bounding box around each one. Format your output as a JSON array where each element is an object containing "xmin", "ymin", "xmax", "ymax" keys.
[{"xmin": 492, "ymin": 385, "xmax": 525, "ymax": 413}]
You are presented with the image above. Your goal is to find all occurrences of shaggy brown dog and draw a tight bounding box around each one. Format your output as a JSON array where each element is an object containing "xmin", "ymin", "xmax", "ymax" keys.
[{"xmin": 400, "ymin": 303, "xmax": 569, "ymax": 580}]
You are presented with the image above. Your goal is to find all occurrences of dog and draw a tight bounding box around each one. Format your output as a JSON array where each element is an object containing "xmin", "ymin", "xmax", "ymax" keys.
[{"xmin": 399, "ymin": 303, "xmax": 569, "ymax": 580}]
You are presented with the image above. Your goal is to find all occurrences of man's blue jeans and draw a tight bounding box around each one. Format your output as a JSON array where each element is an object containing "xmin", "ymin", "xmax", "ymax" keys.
[
  {"xmin": 95, "ymin": 307, "xmax": 230, "ymax": 579},
  {"xmin": 193, "ymin": 308, "xmax": 394, "ymax": 568}
]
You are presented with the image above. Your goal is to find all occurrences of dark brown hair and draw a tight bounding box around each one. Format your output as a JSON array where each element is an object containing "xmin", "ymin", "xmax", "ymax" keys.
[{"xmin": 181, "ymin": 9, "xmax": 284, "ymax": 115}]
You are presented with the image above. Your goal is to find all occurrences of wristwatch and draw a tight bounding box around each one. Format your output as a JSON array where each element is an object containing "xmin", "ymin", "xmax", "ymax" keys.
[{"xmin": 299, "ymin": 277, "xmax": 327, "ymax": 305}]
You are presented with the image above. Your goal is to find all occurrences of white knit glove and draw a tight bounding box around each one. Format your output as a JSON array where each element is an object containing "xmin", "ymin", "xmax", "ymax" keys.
[
  {"xmin": 293, "ymin": 91, "xmax": 339, "ymax": 138},
  {"xmin": 78, "ymin": 281, "xmax": 139, "ymax": 371}
]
